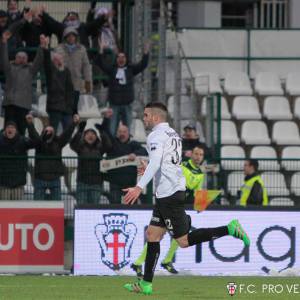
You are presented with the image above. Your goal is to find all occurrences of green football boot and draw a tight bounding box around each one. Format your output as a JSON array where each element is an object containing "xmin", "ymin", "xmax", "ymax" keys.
[
  {"xmin": 227, "ymin": 219, "xmax": 250, "ymax": 247},
  {"xmin": 124, "ymin": 279, "xmax": 153, "ymax": 295}
]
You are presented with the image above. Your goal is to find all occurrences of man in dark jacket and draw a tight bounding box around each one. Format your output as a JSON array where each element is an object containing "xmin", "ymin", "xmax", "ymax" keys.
[
  {"xmin": 40, "ymin": 9, "xmax": 106, "ymax": 49},
  {"xmin": 105, "ymin": 123, "xmax": 147, "ymax": 203},
  {"xmin": 70, "ymin": 120, "xmax": 112, "ymax": 204},
  {"xmin": 182, "ymin": 124, "xmax": 210, "ymax": 161},
  {"xmin": 0, "ymin": 31, "xmax": 44, "ymax": 135},
  {"xmin": 42, "ymin": 35, "xmax": 75, "ymax": 131},
  {"xmin": 33, "ymin": 114, "xmax": 80, "ymax": 200},
  {"xmin": 96, "ymin": 39, "xmax": 150, "ymax": 135},
  {"xmin": 0, "ymin": 114, "xmax": 39, "ymax": 200}
]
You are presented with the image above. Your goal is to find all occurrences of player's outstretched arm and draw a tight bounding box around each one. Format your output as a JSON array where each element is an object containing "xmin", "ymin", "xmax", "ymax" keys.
[{"xmin": 123, "ymin": 186, "xmax": 143, "ymax": 205}]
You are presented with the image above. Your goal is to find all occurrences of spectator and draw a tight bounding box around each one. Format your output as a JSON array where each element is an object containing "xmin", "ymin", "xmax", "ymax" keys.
[
  {"xmin": 96, "ymin": 39, "xmax": 150, "ymax": 135},
  {"xmin": 42, "ymin": 35, "xmax": 75, "ymax": 131},
  {"xmin": 182, "ymin": 124, "xmax": 210, "ymax": 161},
  {"xmin": 87, "ymin": 5, "xmax": 118, "ymax": 53},
  {"xmin": 41, "ymin": 8, "xmax": 106, "ymax": 49},
  {"xmin": 0, "ymin": 114, "xmax": 39, "ymax": 200},
  {"xmin": 181, "ymin": 145, "xmax": 205, "ymax": 204},
  {"xmin": 7, "ymin": 0, "xmax": 23, "ymax": 25},
  {"xmin": 0, "ymin": 32, "xmax": 44, "ymax": 135},
  {"xmin": 33, "ymin": 114, "xmax": 80, "ymax": 201},
  {"xmin": 239, "ymin": 159, "xmax": 268, "ymax": 206},
  {"xmin": 56, "ymin": 27, "xmax": 92, "ymax": 115},
  {"xmin": 105, "ymin": 123, "xmax": 147, "ymax": 204},
  {"xmin": 0, "ymin": 9, "xmax": 23, "ymax": 60},
  {"xmin": 70, "ymin": 120, "xmax": 112, "ymax": 204}
]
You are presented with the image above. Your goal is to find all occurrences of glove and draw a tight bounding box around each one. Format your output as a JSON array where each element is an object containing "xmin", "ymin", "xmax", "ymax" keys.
[
  {"xmin": 78, "ymin": 121, "xmax": 87, "ymax": 131},
  {"xmin": 85, "ymin": 81, "xmax": 91, "ymax": 94}
]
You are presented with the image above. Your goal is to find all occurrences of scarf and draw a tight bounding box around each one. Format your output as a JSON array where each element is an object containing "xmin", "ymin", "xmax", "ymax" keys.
[{"xmin": 116, "ymin": 68, "xmax": 127, "ymax": 85}]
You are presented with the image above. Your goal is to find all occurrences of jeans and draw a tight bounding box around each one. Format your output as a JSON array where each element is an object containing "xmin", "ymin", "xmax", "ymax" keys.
[
  {"xmin": 34, "ymin": 178, "xmax": 61, "ymax": 200},
  {"xmin": 109, "ymin": 103, "xmax": 132, "ymax": 136},
  {"xmin": 48, "ymin": 111, "xmax": 73, "ymax": 132},
  {"xmin": 76, "ymin": 182, "xmax": 102, "ymax": 205}
]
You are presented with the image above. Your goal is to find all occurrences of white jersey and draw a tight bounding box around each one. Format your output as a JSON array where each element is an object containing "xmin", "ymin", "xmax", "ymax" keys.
[{"xmin": 137, "ymin": 122, "xmax": 186, "ymax": 198}]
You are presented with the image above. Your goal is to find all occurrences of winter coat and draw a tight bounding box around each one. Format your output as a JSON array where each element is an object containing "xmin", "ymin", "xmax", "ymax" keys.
[
  {"xmin": 43, "ymin": 48, "xmax": 75, "ymax": 114},
  {"xmin": 96, "ymin": 53, "xmax": 149, "ymax": 105},
  {"xmin": 0, "ymin": 41, "xmax": 43, "ymax": 110}
]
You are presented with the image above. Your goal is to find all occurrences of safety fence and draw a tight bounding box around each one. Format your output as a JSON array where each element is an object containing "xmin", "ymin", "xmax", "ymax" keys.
[
  {"xmin": 0, "ymin": 155, "xmax": 299, "ymax": 220},
  {"xmin": 0, "ymin": 155, "xmax": 152, "ymax": 219}
]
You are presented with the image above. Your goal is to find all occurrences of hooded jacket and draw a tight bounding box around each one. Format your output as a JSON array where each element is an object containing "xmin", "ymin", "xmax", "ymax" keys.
[
  {"xmin": 0, "ymin": 123, "xmax": 39, "ymax": 187},
  {"xmin": 34, "ymin": 123, "xmax": 76, "ymax": 181},
  {"xmin": 56, "ymin": 27, "xmax": 92, "ymax": 92},
  {"xmin": 70, "ymin": 122, "xmax": 112, "ymax": 185},
  {"xmin": 96, "ymin": 52, "xmax": 149, "ymax": 105}
]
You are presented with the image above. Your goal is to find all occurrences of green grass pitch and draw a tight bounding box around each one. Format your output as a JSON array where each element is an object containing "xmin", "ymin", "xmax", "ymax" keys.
[{"xmin": 0, "ymin": 276, "xmax": 299, "ymax": 299}]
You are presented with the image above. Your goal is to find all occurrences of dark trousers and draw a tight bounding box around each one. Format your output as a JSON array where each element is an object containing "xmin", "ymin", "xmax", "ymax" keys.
[
  {"xmin": 4, "ymin": 105, "xmax": 29, "ymax": 135},
  {"xmin": 48, "ymin": 111, "xmax": 72, "ymax": 132}
]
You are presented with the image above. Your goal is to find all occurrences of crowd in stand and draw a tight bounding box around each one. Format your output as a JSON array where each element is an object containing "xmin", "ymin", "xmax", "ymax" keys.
[{"xmin": 0, "ymin": 0, "xmax": 214, "ymax": 205}]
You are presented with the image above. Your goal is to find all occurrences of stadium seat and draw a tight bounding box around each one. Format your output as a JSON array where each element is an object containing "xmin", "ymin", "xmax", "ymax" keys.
[
  {"xmin": 286, "ymin": 72, "xmax": 300, "ymax": 96},
  {"xmin": 261, "ymin": 172, "xmax": 290, "ymax": 196},
  {"xmin": 281, "ymin": 146, "xmax": 300, "ymax": 171},
  {"xmin": 263, "ymin": 97, "xmax": 292, "ymax": 120},
  {"xmin": 224, "ymin": 72, "xmax": 252, "ymax": 95},
  {"xmin": 201, "ymin": 96, "xmax": 231, "ymax": 119},
  {"xmin": 0, "ymin": 116, "xmax": 4, "ymax": 129},
  {"xmin": 255, "ymin": 72, "xmax": 284, "ymax": 95},
  {"xmin": 291, "ymin": 172, "xmax": 300, "ymax": 196},
  {"xmin": 241, "ymin": 121, "xmax": 271, "ymax": 145},
  {"xmin": 61, "ymin": 176, "xmax": 69, "ymax": 194},
  {"xmin": 227, "ymin": 171, "xmax": 244, "ymax": 196},
  {"xmin": 221, "ymin": 146, "xmax": 245, "ymax": 170},
  {"xmin": 269, "ymin": 198, "xmax": 294, "ymax": 206},
  {"xmin": 131, "ymin": 119, "xmax": 147, "ymax": 143},
  {"xmin": 24, "ymin": 172, "xmax": 33, "ymax": 195},
  {"xmin": 272, "ymin": 121, "xmax": 300, "ymax": 145},
  {"xmin": 28, "ymin": 149, "xmax": 35, "ymax": 167},
  {"xmin": 221, "ymin": 120, "xmax": 240, "ymax": 144},
  {"xmin": 78, "ymin": 95, "xmax": 101, "ymax": 118},
  {"xmin": 293, "ymin": 97, "xmax": 300, "ymax": 119},
  {"xmin": 63, "ymin": 195, "xmax": 77, "ymax": 219},
  {"xmin": 168, "ymin": 95, "xmax": 194, "ymax": 120},
  {"xmin": 36, "ymin": 94, "xmax": 48, "ymax": 117},
  {"xmin": 62, "ymin": 144, "xmax": 78, "ymax": 169},
  {"xmin": 250, "ymin": 146, "xmax": 280, "ymax": 170},
  {"xmin": 195, "ymin": 72, "xmax": 222, "ymax": 95},
  {"xmin": 232, "ymin": 96, "xmax": 261, "ymax": 120}
]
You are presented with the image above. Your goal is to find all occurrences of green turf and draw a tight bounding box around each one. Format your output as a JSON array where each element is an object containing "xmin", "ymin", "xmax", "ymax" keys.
[{"xmin": 0, "ymin": 276, "xmax": 299, "ymax": 300}]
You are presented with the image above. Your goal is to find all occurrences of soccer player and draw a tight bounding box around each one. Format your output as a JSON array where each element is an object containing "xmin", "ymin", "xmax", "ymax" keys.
[
  {"xmin": 123, "ymin": 102, "xmax": 250, "ymax": 295},
  {"xmin": 130, "ymin": 145, "xmax": 206, "ymax": 276}
]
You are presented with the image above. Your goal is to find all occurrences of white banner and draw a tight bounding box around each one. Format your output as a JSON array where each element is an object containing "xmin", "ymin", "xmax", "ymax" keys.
[
  {"xmin": 74, "ymin": 209, "xmax": 300, "ymax": 276},
  {"xmin": 100, "ymin": 156, "xmax": 148, "ymax": 172}
]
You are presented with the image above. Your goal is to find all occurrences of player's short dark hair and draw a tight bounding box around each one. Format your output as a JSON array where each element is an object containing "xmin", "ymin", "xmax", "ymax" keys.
[
  {"xmin": 247, "ymin": 159, "xmax": 259, "ymax": 171},
  {"xmin": 145, "ymin": 102, "xmax": 167, "ymax": 112}
]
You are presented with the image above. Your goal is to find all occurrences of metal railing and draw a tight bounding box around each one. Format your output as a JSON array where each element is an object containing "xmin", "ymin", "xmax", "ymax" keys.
[{"xmin": 0, "ymin": 155, "xmax": 153, "ymax": 218}]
